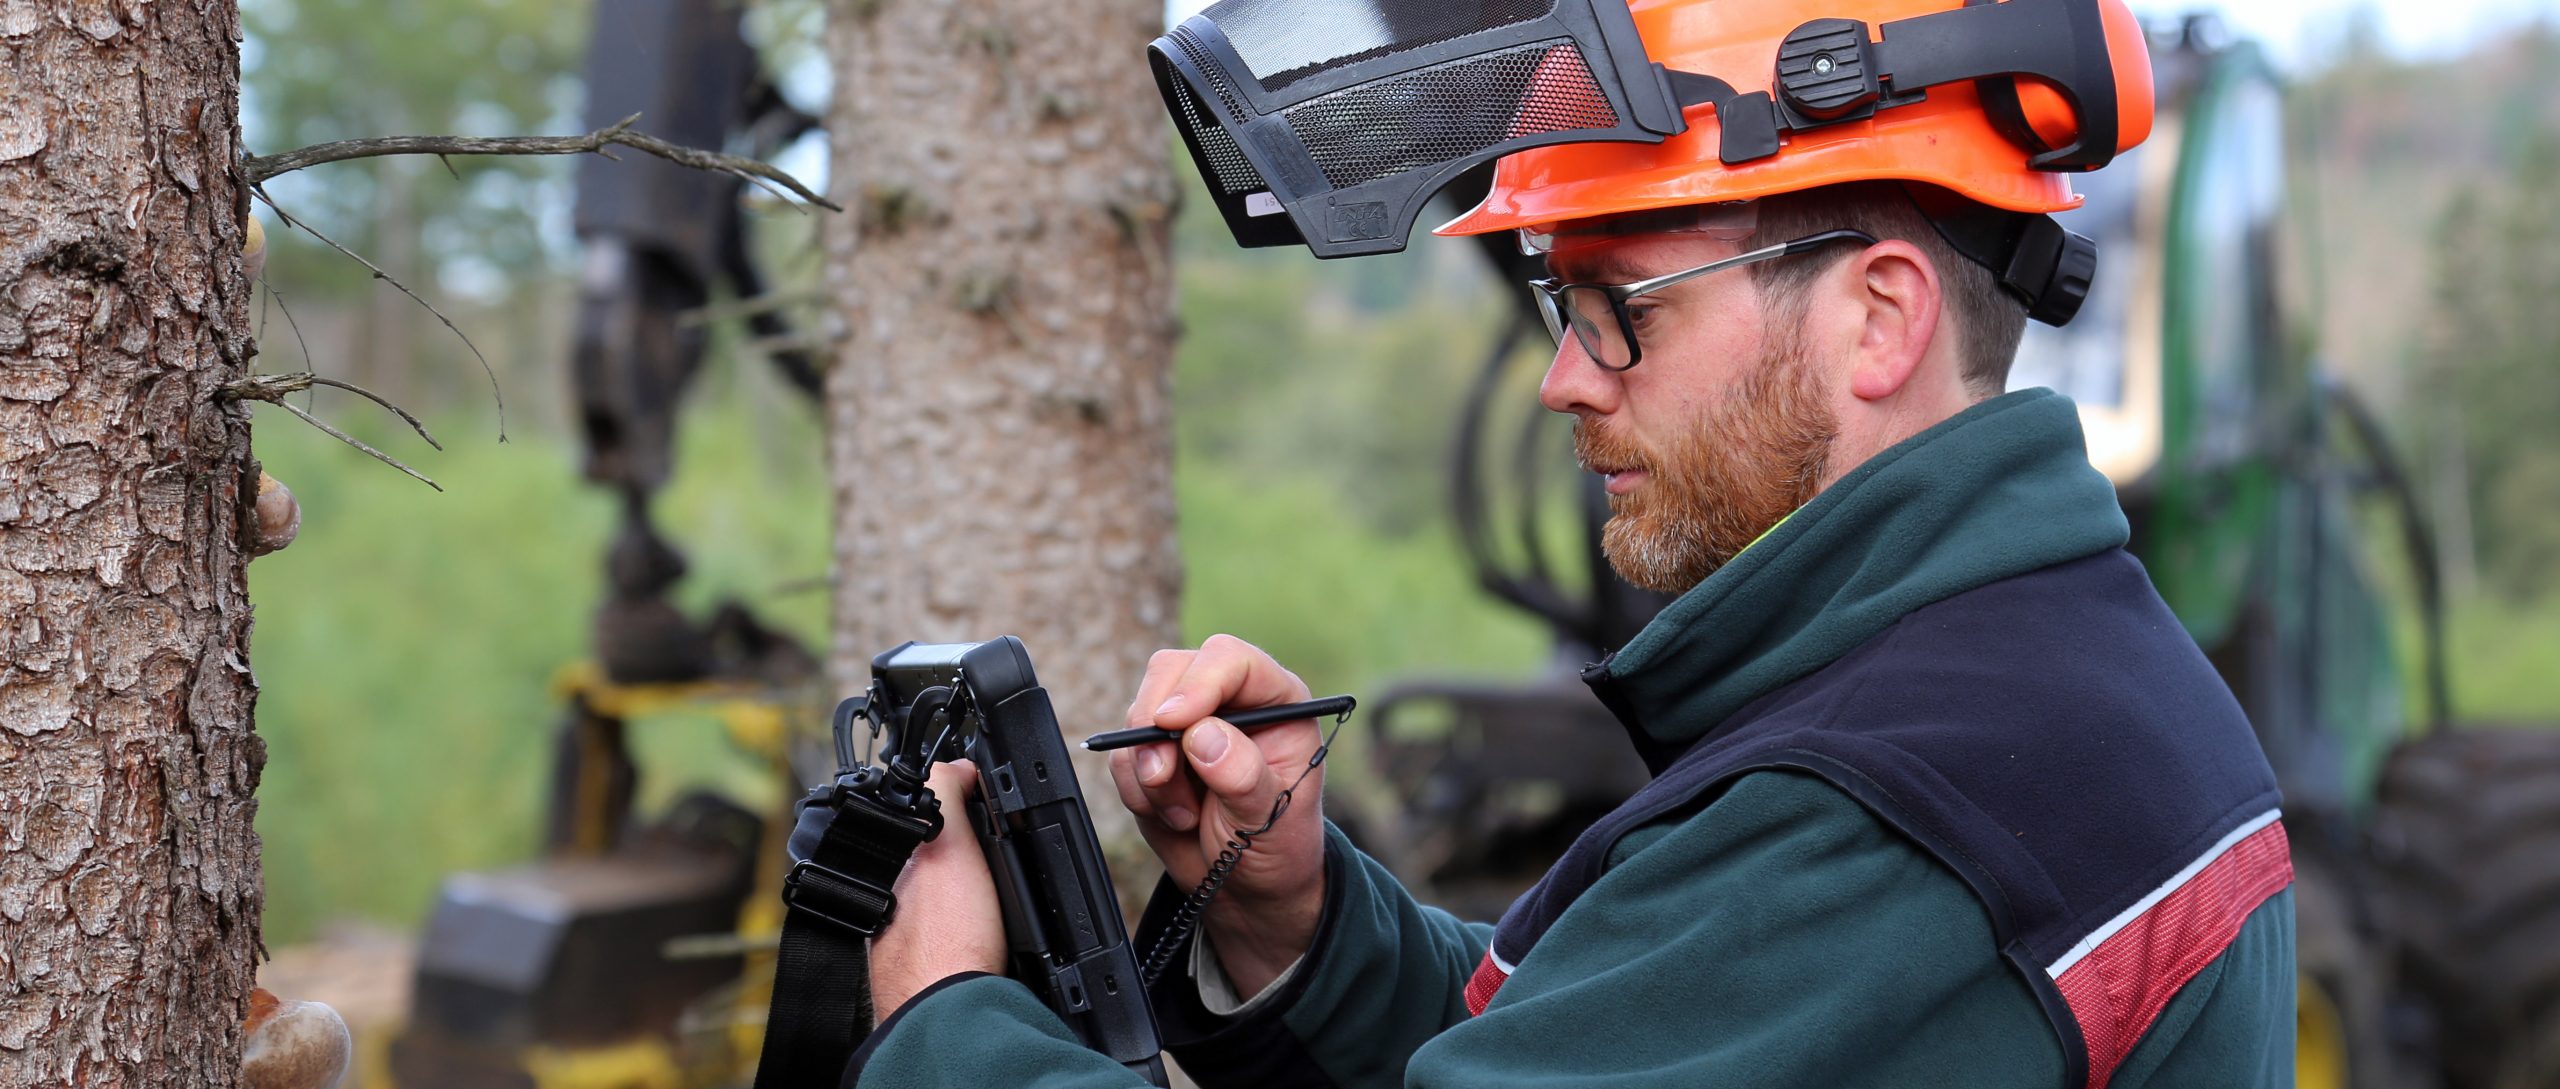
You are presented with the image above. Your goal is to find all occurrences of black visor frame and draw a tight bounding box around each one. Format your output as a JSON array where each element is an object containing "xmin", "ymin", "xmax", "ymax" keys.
[{"xmin": 1150, "ymin": 0, "xmax": 1687, "ymax": 260}]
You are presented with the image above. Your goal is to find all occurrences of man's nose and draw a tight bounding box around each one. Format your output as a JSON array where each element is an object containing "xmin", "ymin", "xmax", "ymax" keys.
[{"xmin": 1539, "ymin": 333, "xmax": 1621, "ymax": 417}]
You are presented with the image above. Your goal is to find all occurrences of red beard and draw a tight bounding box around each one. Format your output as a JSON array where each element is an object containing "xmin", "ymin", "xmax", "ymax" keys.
[{"xmin": 1574, "ymin": 338, "xmax": 1838, "ymax": 594}]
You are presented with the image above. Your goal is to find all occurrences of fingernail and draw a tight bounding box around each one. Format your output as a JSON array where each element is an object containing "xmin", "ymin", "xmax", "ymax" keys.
[
  {"xmin": 1136, "ymin": 746, "xmax": 1165, "ymax": 782},
  {"xmin": 1163, "ymin": 805, "xmax": 1195, "ymax": 832},
  {"xmin": 1154, "ymin": 694, "xmax": 1185, "ymax": 718},
  {"xmin": 1187, "ymin": 721, "xmax": 1229, "ymax": 764}
]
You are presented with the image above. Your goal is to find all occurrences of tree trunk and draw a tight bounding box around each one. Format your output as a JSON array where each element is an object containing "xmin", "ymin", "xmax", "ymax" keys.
[
  {"xmin": 0, "ymin": 1, "xmax": 265, "ymax": 1086},
  {"xmin": 824, "ymin": 0, "xmax": 1182, "ymax": 848}
]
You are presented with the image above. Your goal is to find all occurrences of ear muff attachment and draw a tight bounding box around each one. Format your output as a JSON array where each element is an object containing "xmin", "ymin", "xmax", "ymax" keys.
[{"xmin": 1910, "ymin": 186, "xmax": 2099, "ymax": 326}]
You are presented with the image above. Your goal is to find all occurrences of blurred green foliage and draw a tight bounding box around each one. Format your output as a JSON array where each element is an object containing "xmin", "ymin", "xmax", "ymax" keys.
[
  {"xmin": 2422, "ymin": 129, "xmax": 2560, "ymax": 602},
  {"xmin": 241, "ymin": 0, "xmax": 587, "ymax": 297},
  {"xmin": 2443, "ymin": 596, "xmax": 2560, "ymax": 723},
  {"xmin": 2381, "ymin": 33, "xmax": 2560, "ymax": 726},
  {"xmin": 250, "ymin": 418, "xmax": 588, "ymax": 941},
  {"xmin": 247, "ymin": 354, "xmax": 839, "ymax": 940},
  {"xmin": 2288, "ymin": 21, "xmax": 2560, "ymax": 722},
  {"xmin": 2291, "ymin": 20, "xmax": 2560, "ymax": 611}
]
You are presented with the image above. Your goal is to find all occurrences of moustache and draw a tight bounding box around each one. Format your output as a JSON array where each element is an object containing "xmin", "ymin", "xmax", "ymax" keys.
[{"xmin": 1572, "ymin": 419, "xmax": 1653, "ymax": 477}]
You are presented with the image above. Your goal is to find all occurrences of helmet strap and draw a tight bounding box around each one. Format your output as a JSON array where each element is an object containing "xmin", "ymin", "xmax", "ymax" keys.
[{"xmin": 1666, "ymin": 0, "xmax": 2123, "ymax": 173}]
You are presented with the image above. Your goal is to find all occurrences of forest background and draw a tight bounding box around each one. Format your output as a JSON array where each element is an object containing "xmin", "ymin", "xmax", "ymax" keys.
[{"xmin": 234, "ymin": 0, "xmax": 2560, "ymax": 948}]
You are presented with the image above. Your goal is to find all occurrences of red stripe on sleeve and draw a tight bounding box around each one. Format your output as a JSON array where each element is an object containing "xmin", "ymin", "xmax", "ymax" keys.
[
  {"xmin": 2057, "ymin": 819, "xmax": 2294, "ymax": 1089},
  {"xmin": 1464, "ymin": 950, "xmax": 1509, "ymax": 1017}
]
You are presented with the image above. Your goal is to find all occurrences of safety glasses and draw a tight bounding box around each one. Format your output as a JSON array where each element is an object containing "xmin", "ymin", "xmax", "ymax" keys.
[{"xmin": 1528, "ymin": 229, "xmax": 1876, "ymax": 371}]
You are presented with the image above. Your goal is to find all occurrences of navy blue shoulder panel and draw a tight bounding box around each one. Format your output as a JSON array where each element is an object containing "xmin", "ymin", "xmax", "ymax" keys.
[
  {"xmin": 1493, "ymin": 549, "xmax": 2279, "ymax": 1029},
  {"xmin": 1745, "ymin": 548, "xmax": 2281, "ymax": 963}
]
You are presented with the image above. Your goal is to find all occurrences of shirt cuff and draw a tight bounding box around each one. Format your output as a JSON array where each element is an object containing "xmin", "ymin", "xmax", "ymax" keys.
[{"xmin": 1190, "ymin": 930, "xmax": 1306, "ymax": 1016}]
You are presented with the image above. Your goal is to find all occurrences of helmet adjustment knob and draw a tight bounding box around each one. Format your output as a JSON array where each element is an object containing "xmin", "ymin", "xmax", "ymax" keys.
[{"xmin": 1777, "ymin": 20, "xmax": 1882, "ymax": 122}]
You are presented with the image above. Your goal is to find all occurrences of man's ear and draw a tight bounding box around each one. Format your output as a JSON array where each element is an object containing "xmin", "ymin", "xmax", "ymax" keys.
[{"xmin": 1843, "ymin": 240, "xmax": 1942, "ymax": 402}]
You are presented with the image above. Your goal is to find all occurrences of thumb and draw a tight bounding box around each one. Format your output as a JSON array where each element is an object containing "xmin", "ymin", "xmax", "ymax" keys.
[{"xmin": 1183, "ymin": 719, "xmax": 1283, "ymax": 831}]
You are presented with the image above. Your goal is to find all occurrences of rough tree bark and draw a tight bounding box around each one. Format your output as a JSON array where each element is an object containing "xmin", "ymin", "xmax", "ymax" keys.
[
  {"xmin": 824, "ymin": 0, "xmax": 1182, "ymax": 851},
  {"xmin": 0, "ymin": 0, "xmax": 265, "ymax": 1086}
]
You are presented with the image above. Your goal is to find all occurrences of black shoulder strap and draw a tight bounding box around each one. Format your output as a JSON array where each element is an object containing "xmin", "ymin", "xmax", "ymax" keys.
[{"xmin": 752, "ymin": 785, "xmax": 940, "ymax": 1089}]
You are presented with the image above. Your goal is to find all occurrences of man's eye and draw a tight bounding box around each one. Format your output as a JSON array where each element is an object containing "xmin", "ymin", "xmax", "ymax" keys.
[{"xmin": 1625, "ymin": 301, "xmax": 1665, "ymax": 334}]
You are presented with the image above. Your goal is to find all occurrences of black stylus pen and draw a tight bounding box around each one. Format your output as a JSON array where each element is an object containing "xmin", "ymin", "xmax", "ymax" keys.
[{"xmin": 1080, "ymin": 695, "xmax": 1358, "ymax": 753}]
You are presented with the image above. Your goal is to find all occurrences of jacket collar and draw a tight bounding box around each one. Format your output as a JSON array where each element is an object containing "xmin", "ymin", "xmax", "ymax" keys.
[{"xmin": 1586, "ymin": 389, "xmax": 2131, "ymax": 772}]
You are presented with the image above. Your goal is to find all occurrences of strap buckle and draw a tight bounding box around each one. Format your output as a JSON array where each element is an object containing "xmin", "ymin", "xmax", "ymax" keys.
[{"xmin": 783, "ymin": 858, "xmax": 897, "ymax": 937}]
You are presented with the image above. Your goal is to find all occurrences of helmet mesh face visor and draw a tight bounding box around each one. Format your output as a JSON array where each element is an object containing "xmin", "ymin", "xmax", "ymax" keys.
[
  {"xmin": 1151, "ymin": 0, "xmax": 1681, "ymax": 258},
  {"xmin": 1285, "ymin": 42, "xmax": 1618, "ymax": 191}
]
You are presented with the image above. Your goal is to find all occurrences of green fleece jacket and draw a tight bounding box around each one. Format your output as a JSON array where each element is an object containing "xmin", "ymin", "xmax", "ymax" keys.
[{"xmin": 850, "ymin": 391, "xmax": 2294, "ymax": 1088}]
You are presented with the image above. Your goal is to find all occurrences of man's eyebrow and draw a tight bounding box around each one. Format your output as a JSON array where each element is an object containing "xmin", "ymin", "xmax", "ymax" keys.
[{"xmin": 1548, "ymin": 250, "xmax": 1658, "ymax": 285}]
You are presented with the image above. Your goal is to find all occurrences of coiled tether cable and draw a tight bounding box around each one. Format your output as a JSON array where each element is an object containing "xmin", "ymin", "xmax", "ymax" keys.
[{"xmin": 1136, "ymin": 703, "xmax": 1356, "ymax": 989}]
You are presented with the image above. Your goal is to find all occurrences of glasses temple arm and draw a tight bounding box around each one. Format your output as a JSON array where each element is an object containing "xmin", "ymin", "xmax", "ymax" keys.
[{"xmin": 1613, "ymin": 230, "xmax": 1877, "ymax": 300}]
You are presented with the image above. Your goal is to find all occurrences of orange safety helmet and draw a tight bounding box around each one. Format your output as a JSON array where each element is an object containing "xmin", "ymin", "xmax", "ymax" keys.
[
  {"xmin": 1438, "ymin": 0, "xmax": 2156, "ymax": 238},
  {"xmin": 1151, "ymin": 0, "xmax": 2156, "ymax": 322}
]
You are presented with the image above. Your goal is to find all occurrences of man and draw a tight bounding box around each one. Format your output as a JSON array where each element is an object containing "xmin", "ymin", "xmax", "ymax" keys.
[{"xmin": 847, "ymin": 1, "xmax": 2295, "ymax": 1086}]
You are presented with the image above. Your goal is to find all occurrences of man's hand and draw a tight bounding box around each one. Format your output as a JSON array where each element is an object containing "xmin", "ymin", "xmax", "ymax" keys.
[
  {"xmin": 1106, "ymin": 634, "xmax": 1326, "ymax": 998},
  {"xmin": 868, "ymin": 760, "xmax": 1007, "ymax": 1020}
]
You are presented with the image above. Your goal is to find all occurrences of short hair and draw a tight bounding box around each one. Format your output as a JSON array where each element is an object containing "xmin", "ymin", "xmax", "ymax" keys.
[{"xmin": 1744, "ymin": 182, "xmax": 2029, "ymax": 397}]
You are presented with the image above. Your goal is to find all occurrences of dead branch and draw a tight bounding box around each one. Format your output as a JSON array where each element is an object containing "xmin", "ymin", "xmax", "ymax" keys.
[
  {"xmin": 257, "ymin": 271, "xmax": 317, "ymax": 404},
  {"xmin": 250, "ymin": 186, "xmax": 509, "ymax": 441},
  {"xmin": 224, "ymin": 373, "xmax": 445, "ymax": 492},
  {"xmin": 226, "ymin": 372, "xmax": 443, "ymax": 451},
  {"xmin": 243, "ymin": 113, "xmax": 842, "ymax": 213},
  {"xmin": 275, "ymin": 400, "xmax": 443, "ymax": 492}
]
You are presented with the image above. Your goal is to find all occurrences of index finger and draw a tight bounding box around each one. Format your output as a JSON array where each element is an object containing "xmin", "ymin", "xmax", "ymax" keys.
[
  {"xmin": 1124, "ymin": 648, "xmax": 1196, "ymax": 731},
  {"xmin": 1149, "ymin": 634, "xmax": 1311, "ymax": 731}
]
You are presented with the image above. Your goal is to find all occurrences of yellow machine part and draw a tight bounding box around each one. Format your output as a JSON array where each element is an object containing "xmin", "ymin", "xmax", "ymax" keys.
[
  {"xmin": 2297, "ymin": 972, "xmax": 2349, "ymax": 1089},
  {"xmin": 349, "ymin": 667, "xmax": 807, "ymax": 1089},
  {"xmin": 551, "ymin": 664, "xmax": 799, "ymax": 1085},
  {"xmin": 550, "ymin": 661, "xmax": 795, "ymax": 757},
  {"xmin": 524, "ymin": 1038, "xmax": 687, "ymax": 1089}
]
